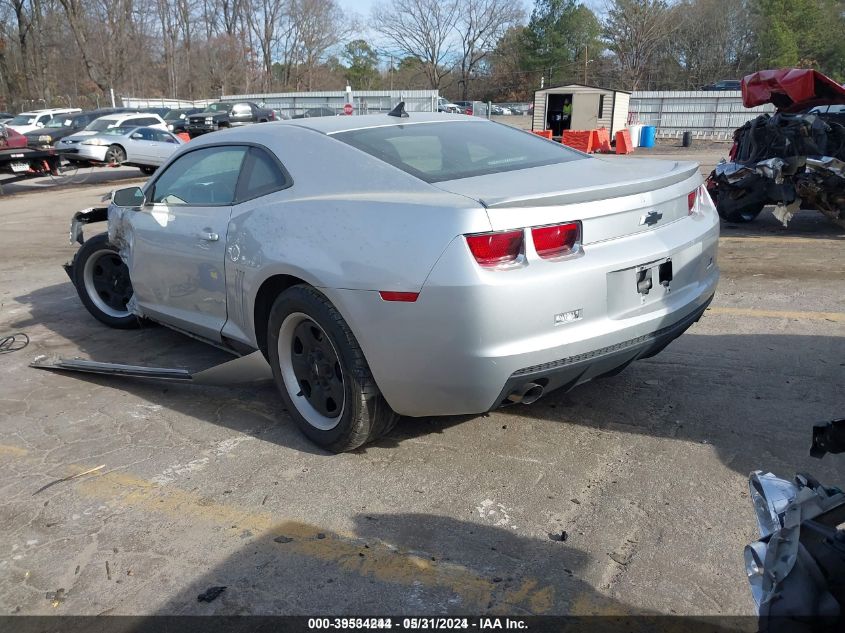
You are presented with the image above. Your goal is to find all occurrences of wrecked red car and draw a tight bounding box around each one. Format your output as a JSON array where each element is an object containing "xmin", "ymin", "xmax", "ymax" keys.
[{"xmin": 707, "ymin": 69, "xmax": 845, "ymax": 229}]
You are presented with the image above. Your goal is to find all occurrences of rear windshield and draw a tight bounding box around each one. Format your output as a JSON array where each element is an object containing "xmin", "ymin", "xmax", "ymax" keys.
[{"xmin": 332, "ymin": 121, "xmax": 585, "ymax": 182}]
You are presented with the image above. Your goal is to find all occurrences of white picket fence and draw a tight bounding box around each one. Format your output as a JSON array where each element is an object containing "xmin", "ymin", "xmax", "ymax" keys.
[{"xmin": 629, "ymin": 91, "xmax": 775, "ymax": 140}]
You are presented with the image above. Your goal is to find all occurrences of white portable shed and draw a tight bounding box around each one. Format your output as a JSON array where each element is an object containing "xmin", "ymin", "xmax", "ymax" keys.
[{"xmin": 532, "ymin": 84, "xmax": 630, "ymax": 137}]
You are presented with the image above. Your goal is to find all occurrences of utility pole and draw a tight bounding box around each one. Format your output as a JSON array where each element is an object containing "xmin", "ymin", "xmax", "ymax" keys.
[{"xmin": 584, "ymin": 44, "xmax": 588, "ymax": 85}]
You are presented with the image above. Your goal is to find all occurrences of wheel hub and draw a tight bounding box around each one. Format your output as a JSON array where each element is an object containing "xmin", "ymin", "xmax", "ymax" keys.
[{"xmin": 289, "ymin": 319, "xmax": 344, "ymax": 419}]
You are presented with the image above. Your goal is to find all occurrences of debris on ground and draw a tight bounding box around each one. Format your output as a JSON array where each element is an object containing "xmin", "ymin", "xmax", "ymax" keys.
[
  {"xmin": 273, "ymin": 535, "xmax": 293, "ymax": 544},
  {"xmin": 197, "ymin": 586, "xmax": 227, "ymax": 602},
  {"xmin": 549, "ymin": 531, "xmax": 568, "ymax": 542},
  {"xmin": 45, "ymin": 589, "xmax": 65, "ymax": 607},
  {"xmin": 32, "ymin": 464, "xmax": 106, "ymax": 496}
]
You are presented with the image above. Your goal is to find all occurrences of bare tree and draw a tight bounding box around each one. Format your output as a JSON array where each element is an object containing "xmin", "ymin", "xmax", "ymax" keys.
[
  {"xmin": 455, "ymin": 0, "xmax": 524, "ymax": 100},
  {"xmin": 370, "ymin": 0, "xmax": 459, "ymax": 89},
  {"xmin": 245, "ymin": 0, "xmax": 287, "ymax": 91},
  {"xmin": 602, "ymin": 0, "xmax": 677, "ymax": 90}
]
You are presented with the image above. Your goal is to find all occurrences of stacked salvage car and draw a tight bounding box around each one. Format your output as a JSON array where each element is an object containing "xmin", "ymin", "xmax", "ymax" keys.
[{"xmin": 708, "ymin": 69, "xmax": 845, "ymax": 229}]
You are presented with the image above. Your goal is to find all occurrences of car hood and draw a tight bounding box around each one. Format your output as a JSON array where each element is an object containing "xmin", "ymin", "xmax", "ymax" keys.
[
  {"xmin": 433, "ymin": 157, "xmax": 700, "ymax": 209},
  {"xmin": 24, "ymin": 128, "xmax": 75, "ymax": 139},
  {"xmin": 60, "ymin": 131, "xmax": 100, "ymax": 141},
  {"xmin": 742, "ymin": 68, "xmax": 845, "ymax": 112}
]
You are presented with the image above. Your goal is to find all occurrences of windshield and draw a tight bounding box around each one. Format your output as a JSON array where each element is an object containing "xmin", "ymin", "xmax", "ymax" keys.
[
  {"xmin": 101, "ymin": 126, "xmax": 134, "ymax": 136},
  {"xmin": 86, "ymin": 118, "xmax": 119, "ymax": 131},
  {"xmin": 46, "ymin": 117, "xmax": 74, "ymax": 128},
  {"xmin": 9, "ymin": 115, "xmax": 36, "ymax": 126},
  {"xmin": 205, "ymin": 103, "xmax": 229, "ymax": 112},
  {"xmin": 164, "ymin": 109, "xmax": 186, "ymax": 120},
  {"xmin": 333, "ymin": 121, "xmax": 585, "ymax": 183}
]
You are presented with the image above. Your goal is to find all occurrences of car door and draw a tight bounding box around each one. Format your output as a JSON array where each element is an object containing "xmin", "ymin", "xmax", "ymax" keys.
[
  {"xmin": 127, "ymin": 145, "xmax": 249, "ymax": 341},
  {"xmin": 150, "ymin": 129, "xmax": 181, "ymax": 164},
  {"xmin": 125, "ymin": 128, "xmax": 156, "ymax": 163}
]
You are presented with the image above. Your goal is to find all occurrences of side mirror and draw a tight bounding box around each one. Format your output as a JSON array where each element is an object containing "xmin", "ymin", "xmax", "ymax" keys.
[
  {"xmin": 112, "ymin": 186, "xmax": 146, "ymax": 207},
  {"xmin": 131, "ymin": 132, "xmax": 143, "ymax": 139},
  {"xmin": 36, "ymin": 121, "xmax": 45, "ymax": 128}
]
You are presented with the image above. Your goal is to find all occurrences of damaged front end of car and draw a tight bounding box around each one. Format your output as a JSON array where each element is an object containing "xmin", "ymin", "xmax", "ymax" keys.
[{"xmin": 708, "ymin": 69, "xmax": 845, "ymax": 229}]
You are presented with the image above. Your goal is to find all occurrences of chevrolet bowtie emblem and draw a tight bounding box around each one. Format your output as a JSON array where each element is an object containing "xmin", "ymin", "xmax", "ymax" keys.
[{"xmin": 640, "ymin": 210, "xmax": 663, "ymax": 226}]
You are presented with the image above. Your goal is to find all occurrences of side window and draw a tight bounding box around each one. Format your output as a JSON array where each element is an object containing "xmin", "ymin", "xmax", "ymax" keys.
[
  {"xmin": 232, "ymin": 104, "xmax": 251, "ymax": 117},
  {"xmin": 236, "ymin": 147, "xmax": 290, "ymax": 201},
  {"xmin": 134, "ymin": 117, "xmax": 159, "ymax": 127},
  {"xmin": 151, "ymin": 146, "xmax": 248, "ymax": 206},
  {"xmin": 155, "ymin": 130, "xmax": 178, "ymax": 143},
  {"xmin": 134, "ymin": 128, "xmax": 155, "ymax": 141}
]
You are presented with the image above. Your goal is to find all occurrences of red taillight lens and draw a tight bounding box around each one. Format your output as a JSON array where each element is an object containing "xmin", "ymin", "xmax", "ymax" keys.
[
  {"xmin": 379, "ymin": 291, "xmax": 419, "ymax": 302},
  {"xmin": 532, "ymin": 222, "xmax": 581, "ymax": 259},
  {"xmin": 688, "ymin": 189, "xmax": 697, "ymax": 214},
  {"xmin": 465, "ymin": 230, "xmax": 523, "ymax": 267}
]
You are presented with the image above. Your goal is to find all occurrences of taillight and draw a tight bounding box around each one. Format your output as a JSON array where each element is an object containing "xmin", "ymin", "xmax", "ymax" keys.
[
  {"xmin": 532, "ymin": 222, "xmax": 581, "ymax": 259},
  {"xmin": 688, "ymin": 185, "xmax": 709, "ymax": 215},
  {"xmin": 465, "ymin": 230, "xmax": 523, "ymax": 267}
]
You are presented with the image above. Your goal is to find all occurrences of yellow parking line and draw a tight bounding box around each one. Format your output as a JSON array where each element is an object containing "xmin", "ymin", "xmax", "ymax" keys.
[
  {"xmin": 708, "ymin": 306, "xmax": 845, "ymax": 322},
  {"xmin": 3, "ymin": 446, "xmax": 556, "ymax": 614}
]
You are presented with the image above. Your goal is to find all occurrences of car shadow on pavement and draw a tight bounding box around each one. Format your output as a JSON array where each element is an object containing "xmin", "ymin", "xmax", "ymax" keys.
[
  {"xmin": 130, "ymin": 512, "xmax": 643, "ymax": 617},
  {"xmin": 719, "ymin": 208, "xmax": 845, "ymax": 239},
  {"xmin": 11, "ymin": 281, "xmax": 845, "ymax": 474}
]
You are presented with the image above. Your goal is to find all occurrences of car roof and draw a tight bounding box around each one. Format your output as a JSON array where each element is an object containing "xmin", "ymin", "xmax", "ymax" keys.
[{"xmin": 278, "ymin": 112, "xmax": 484, "ymax": 135}]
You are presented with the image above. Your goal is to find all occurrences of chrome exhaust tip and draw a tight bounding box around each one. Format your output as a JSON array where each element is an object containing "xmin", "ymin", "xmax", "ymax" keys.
[{"xmin": 507, "ymin": 383, "xmax": 544, "ymax": 405}]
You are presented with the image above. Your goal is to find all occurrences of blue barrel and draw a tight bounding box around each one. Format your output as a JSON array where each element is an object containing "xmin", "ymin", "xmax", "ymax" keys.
[{"xmin": 640, "ymin": 125, "xmax": 656, "ymax": 148}]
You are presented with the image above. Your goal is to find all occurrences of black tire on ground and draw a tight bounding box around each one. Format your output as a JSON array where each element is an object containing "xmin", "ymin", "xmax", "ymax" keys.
[
  {"xmin": 71, "ymin": 233, "xmax": 140, "ymax": 329},
  {"xmin": 267, "ymin": 284, "xmax": 399, "ymax": 452},
  {"xmin": 140, "ymin": 166, "xmax": 156, "ymax": 175},
  {"xmin": 105, "ymin": 144, "xmax": 126, "ymax": 165}
]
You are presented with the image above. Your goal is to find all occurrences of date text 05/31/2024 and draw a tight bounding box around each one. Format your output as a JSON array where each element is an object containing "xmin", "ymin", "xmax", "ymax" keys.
[{"xmin": 307, "ymin": 618, "xmax": 529, "ymax": 630}]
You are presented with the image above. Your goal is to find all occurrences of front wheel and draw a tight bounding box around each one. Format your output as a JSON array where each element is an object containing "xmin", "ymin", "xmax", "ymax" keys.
[
  {"xmin": 105, "ymin": 145, "xmax": 126, "ymax": 165},
  {"xmin": 71, "ymin": 233, "xmax": 139, "ymax": 329},
  {"xmin": 267, "ymin": 285, "xmax": 398, "ymax": 452}
]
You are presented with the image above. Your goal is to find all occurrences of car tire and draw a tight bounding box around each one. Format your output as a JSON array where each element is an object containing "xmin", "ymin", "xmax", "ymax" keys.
[
  {"xmin": 139, "ymin": 166, "xmax": 156, "ymax": 175},
  {"xmin": 267, "ymin": 285, "xmax": 399, "ymax": 452},
  {"xmin": 71, "ymin": 233, "xmax": 139, "ymax": 329},
  {"xmin": 105, "ymin": 145, "xmax": 126, "ymax": 165}
]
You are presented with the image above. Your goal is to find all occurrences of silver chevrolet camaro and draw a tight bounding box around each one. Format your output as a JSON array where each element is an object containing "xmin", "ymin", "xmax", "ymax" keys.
[{"xmin": 65, "ymin": 110, "xmax": 719, "ymax": 452}]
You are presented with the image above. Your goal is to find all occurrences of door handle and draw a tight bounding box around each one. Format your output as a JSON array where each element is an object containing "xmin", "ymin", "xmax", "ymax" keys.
[{"xmin": 199, "ymin": 231, "xmax": 219, "ymax": 241}]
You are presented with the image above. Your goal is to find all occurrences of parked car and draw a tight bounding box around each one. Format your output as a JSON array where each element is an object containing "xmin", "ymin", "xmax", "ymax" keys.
[
  {"xmin": 0, "ymin": 124, "xmax": 35, "ymax": 175},
  {"xmin": 292, "ymin": 107, "xmax": 338, "ymax": 119},
  {"xmin": 0, "ymin": 123, "xmax": 28, "ymax": 150},
  {"xmin": 186, "ymin": 101, "xmax": 274, "ymax": 138},
  {"xmin": 808, "ymin": 103, "xmax": 845, "ymax": 126},
  {"xmin": 65, "ymin": 111, "xmax": 719, "ymax": 452},
  {"xmin": 436, "ymin": 97, "xmax": 460, "ymax": 113},
  {"xmin": 0, "ymin": 112, "xmax": 15, "ymax": 125},
  {"xmin": 73, "ymin": 126, "xmax": 182, "ymax": 169},
  {"xmin": 56, "ymin": 112, "xmax": 168, "ymax": 160},
  {"xmin": 452, "ymin": 101, "xmax": 475, "ymax": 115},
  {"xmin": 701, "ymin": 80, "xmax": 741, "ymax": 91},
  {"xmin": 23, "ymin": 109, "xmax": 126, "ymax": 148},
  {"xmin": 6, "ymin": 108, "xmax": 81, "ymax": 134},
  {"xmin": 138, "ymin": 107, "xmax": 171, "ymax": 118},
  {"xmin": 164, "ymin": 108, "xmax": 203, "ymax": 134}
]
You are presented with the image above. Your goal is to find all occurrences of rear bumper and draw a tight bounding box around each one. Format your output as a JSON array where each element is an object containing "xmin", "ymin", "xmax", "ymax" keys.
[
  {"xmin": 329, "ymin": 203, "xmax": 719, "ymax": 418},
  {"xmin": 493, "ymin": 294, "xmax": 712, "ymax": 408}
]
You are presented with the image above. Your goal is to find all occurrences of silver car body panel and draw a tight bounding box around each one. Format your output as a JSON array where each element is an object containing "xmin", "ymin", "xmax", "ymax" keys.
[{"xmin": 101, "ymin": 114, "xmax": 718, "ymax": 417}]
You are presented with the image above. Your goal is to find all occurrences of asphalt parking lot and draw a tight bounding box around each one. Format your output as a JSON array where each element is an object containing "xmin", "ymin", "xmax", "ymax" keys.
[{"xmin": 1, "ymin": 146, "xmax": 843, "ymax": 617}]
